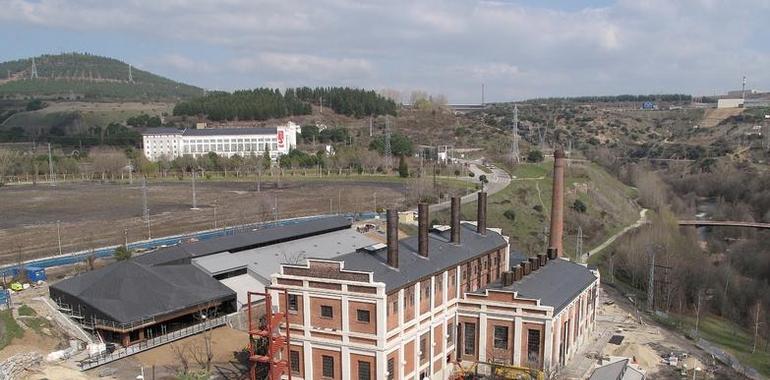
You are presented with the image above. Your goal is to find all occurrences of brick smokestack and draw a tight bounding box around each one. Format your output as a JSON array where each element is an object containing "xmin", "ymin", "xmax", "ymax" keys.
[
  {"xmin": 548, "ymin": 148, "xmax": 566, "ymax": 257},
  {"xmin": 418, "ymin": 202, "xmax": 429, "ymax": 258},
  {"xmin": 476, "ymin": 192, "xmax": 487, "ymax": 235},
  {"xmin": 451, "ymin": 196, "xmax": 461, "ymax": 244},
  {"xmin": 387, "ymin": 209, "xmax": 399, "ymax": 268}
]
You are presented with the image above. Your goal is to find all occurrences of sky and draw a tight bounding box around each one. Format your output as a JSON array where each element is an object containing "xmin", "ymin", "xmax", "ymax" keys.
[{"xmin": 1, "ymin": 0, "xmax": 768, "ymax": 103}]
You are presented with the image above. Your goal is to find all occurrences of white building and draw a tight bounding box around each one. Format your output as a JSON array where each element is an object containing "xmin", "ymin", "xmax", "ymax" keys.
[
  {"xmin": 142, "ymin": 122, "xmax": 301, "ymax": 161},
  {"xmin": 717, "ymin": 98, "xmax": 744, "ymax": 109}
]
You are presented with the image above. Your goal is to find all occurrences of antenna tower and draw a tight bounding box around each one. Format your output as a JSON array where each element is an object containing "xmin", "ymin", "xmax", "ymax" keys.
[
  {"xmin": 384, "ymin": 116, "xmax": 392, "ymax": 170},
  {"xmin": 510, "ymin": 105, "xmax": 521, "ymax": 164},
  {"xmin": 742, "ymin": 76, "xmax": 747, "ymax": 100},
  {"xmin": 30, "ymin": 57, "xmax": 38, "ymax": 79},
  {"xmin": 128, "ymin": 64, "xmax": 134, "ymax": 83},
  {"xmin": 481, "ymin": 83, "xmax": 485, "ymax": 106}
]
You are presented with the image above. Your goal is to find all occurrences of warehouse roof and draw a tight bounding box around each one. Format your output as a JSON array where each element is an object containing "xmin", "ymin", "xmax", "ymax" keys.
[
  {"xmin": 337, "ymin": 223, "xmax": 507, "ymax": 292},
  {"xmin": 135, "ymin": 216, "xmax": 351, "ymax": 266},
  {"xmin": 50, "ymin": 261, "xmax": 235, "ymax": 324},
  {"xmin": 193, "ymin": 228, "xmax": 378, "ymax": 277},
  {"xmin": 484, "ymin": 257, "xmax": 597, "ymax": 314}
]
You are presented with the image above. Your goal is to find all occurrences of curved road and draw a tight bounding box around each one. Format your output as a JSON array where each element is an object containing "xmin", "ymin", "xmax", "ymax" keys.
[{"xmin": 429, "ymin": 160, "xmax": 511, "ymax": 212}]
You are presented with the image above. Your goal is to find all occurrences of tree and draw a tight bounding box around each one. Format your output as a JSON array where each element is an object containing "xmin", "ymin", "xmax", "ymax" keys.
[
  {"xmin": 527, "ymin": 150, "xmax": 544, "ymax": 163},
  {"xmin": 114, "ymin": 246, "xmax": 132, "ymax": 261},
  {"xmin": 398, "ymin": 156, "xmax": 409, "ymax": 178},
  {"xmin": 479, "ymin": 174, "xmax": 489, "ymax": 191},
  {"xmin": 503, "ymin": 209, "xmax": 516, "ymax": 222},
  {"xmin": 26, "ymin": 99, "xmax": 44, "ymax": 111},
  {"xmin": 261, "ymin": 148, "xmax": 272, "ymax": 170},
  {"xmin": 571, "ymin": 199, "xmax": 587, "ymax": 213}
]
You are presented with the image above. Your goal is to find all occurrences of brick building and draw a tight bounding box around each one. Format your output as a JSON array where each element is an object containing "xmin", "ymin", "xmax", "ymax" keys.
[{"xmin": 264, "ymin": 150, "xmax": 599, "ymax": 380}]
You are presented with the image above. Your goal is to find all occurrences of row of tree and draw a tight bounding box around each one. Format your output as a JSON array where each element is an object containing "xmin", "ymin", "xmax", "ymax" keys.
[
  {"xmin": 172, "ymin": 88, "xmax": 311, "ymax": 121},
  {"xmin": 293, "ymin": 87, "xmax": 397, "ymax": 117}
]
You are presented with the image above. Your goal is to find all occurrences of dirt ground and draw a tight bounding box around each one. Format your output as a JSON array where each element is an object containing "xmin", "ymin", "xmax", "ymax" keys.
[
  {"xmin": 0, "ymin": 178, "xmax": 408, "ymax": 264},
  {"xmin": 562, "ymin": 284, "xmax": 743, "ymax": 379}
]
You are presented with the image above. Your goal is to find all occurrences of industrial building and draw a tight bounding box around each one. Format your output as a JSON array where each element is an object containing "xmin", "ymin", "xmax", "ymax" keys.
[
  {"xmin": 141, "ymin": 121, "xmax": 300, "ymax": 161},
  {"xmin": 262, "ymin": 150, "xmax": 599, "ymax": 379}
]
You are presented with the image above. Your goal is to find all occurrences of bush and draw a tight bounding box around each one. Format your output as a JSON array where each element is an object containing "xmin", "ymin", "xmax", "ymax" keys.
[
  {"xmin": 503, "ymin": 209, "xmax": 516, "ymax": 222},
  {"xmin": 398, "ymin": 156, "xmax": 409, "ymax": 178},
  {"xmin": 527, "ymin": 150, "xmax": 544, "ymax": 163},
  {"xmin": 533, "ymin": 204, "xmax": 543, "ymax": 213},
  {"xmin": 571, "ymin": 199, "xmax": 587, "ymax": 213},
  {"xmin": 468, "ymin": 172, "xmax": 475, "ymax": 178}
]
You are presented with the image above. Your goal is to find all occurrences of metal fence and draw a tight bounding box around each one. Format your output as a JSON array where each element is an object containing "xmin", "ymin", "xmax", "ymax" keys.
[{"xmin": 79, "ymin": 316, "xmax": 227, "ymax": 371}]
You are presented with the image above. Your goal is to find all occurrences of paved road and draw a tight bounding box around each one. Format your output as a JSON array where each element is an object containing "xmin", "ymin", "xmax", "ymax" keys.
[{"xmin": 429, "ymin": 160, "xmax": 511, "ymax": 213}]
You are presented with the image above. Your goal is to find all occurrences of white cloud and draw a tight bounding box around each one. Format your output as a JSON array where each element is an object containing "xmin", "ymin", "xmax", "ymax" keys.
[{"xmin": 1, "ymin": 0, "xmax": 768, "ymax": 101}]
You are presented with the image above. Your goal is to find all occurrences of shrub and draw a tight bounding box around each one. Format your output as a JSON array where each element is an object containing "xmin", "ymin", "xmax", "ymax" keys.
[
  {"xmin": 503, "ymin": 209, "xmax": 516, "ymax": 222},
  {"xmin": 571, "ymin": 199, "xmax": 587, "ymax": 213},
  {"xmin": 527, "ymin": 150, "xmax": 544, "ymax": 163},
  {"xmin": 533, "ymin": 204, "xmax": 543, "ymax": 213}
]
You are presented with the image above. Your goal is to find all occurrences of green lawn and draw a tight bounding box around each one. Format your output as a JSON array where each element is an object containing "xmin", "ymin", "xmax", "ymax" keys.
[
  {"xmin": 433, "ymin": 161, "xmax": 639, "ymax": 258},
  {"xmin": 651, "ymin": 313, "xmax": 770, "ymax": 377},
  {"xmin": 17, "ymin": 304, "xmax": 36, "ymax": 317},
  {"xmin": 0, "ymin": 310, "xmax": 24, "ymax": 350}
]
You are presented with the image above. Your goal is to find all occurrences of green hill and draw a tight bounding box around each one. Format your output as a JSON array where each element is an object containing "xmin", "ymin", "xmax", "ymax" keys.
[{"xmin": 0, "ymin": 53, "xmax": 202, "ymax": 100}]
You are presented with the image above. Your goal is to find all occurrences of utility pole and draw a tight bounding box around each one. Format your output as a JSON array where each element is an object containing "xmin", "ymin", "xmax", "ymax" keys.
[
  {"xmin": 213, "ymin": 200, "xmax": 218, "ymax": 229},
  {"xmin": 146, "ymin": 209, "xmax": 152, "ymax": 240},
  {"xmin": 338, "ymin": 190, "xmax": 342, "ymax": 215},
  {"xmin": 47, "ymin": 143, "xmax": 56, "ymax": 186},
  {"xmin": 742, "ymin": 75, "xmax": 747, "ymax": 100},
  {"xmin": 373, "ymin": 192, "xmax": 377, "ymax": 214},
  {"xmin": 481, "ymin": 83, "xmax": 485, "ymax": 106},
  {"xmin": 329, "ymin": 198, "xmax": 333, "ymax": 214},
  {"xmin": 191, "ymin": 170, "xmax": 198, "ymax": 209},
  {"xmin": 142, "ymin": 177, "xmax": 150, "ymax": 240},
  {"xmin": 128, "ymin": 160, "xmax": 133, "ymax": 185},
  {"xmin": 384, "ymin": 116, "xmax": 392, "ymax": 171},
  {"xmin": 369, "ymin": 115, "xmax": 373, "ymax": 137},
  {"xmin": 511, "ymin": 105, "xmax": 521, "ymax": 164},
  {"xmin": 319, "ymin": 96, "xmax": 323, "ymax": 114},
  {"xmin": 576, "ymin": 225, "xmax": 583, "ymax": 262},
  {"xmin": 694, "ymin": 290, "xmax": 703, "ymax": 336},
  {"xmin": 273, "ymin": 194, "xmax": 278, "ymax": 222},
  {"xmin": 647, "ymin": 246, "xmax": 656, "ymax": 312},
  {"xmin": 30, "ymin": 57, "xmax": 38, "ymax": 79},
  {"xmin": 57, "ymin": 220, "xmax": 63, "ymax": 256},
  {"xmin": 123, "ymin": 227, "xmax": 128, "ymax": 248}
]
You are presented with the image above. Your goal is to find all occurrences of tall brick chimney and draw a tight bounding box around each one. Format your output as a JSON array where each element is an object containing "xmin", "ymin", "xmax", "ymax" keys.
[
  {"xmin": 450, "ymin": 196, "xmax": 461, "ymax": 244},
  {"xmin": 418, "ymin": 202, "xmax": 429, "ymax": 258},
  {"xmin": 548, "ymin": 148, "xmax": 566, "ymax": 257},
  {"xmin": 476, "ymin": 192, "xmax": 487, "ymax": 235},
  {"xmin": 386, "ymin": 209, "xmax": 399, "ymax": 268}
]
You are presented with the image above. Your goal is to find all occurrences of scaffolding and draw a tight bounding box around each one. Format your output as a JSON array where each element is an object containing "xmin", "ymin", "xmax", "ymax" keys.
[{"xmin": 248, "ymin": 290, "xmax": 292, "ymax": 380}]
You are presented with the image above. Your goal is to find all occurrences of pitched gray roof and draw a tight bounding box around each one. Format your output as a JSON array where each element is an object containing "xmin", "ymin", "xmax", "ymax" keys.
[
  {"xmin": 337, "ymin": 223, "xmax": 507, "ymax": 292},
  {"xmin": 50, "ymin": 261, "xmax": 235, "ymax": 324},
  {"xmin": 486, "ymin": 257, "xmax": 597, "ymax": 314},
  {"xmin": 183, "ymin": 127, "xmax": 276, "ymax": 136},
  {"xmin": 135, "ymin": 216, "xmax": 351, "ymax": 266}
]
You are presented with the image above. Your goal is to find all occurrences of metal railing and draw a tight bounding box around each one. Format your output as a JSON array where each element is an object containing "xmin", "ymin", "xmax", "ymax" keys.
[{"xmin": 79, "ymin": 316, "xmax": 227, "ymax": 371}]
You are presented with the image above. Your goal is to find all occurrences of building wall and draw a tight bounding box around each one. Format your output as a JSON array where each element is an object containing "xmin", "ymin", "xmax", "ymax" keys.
[{"xmin": 267, "ymin": 244, "xmax": 609, "ymax": 380}]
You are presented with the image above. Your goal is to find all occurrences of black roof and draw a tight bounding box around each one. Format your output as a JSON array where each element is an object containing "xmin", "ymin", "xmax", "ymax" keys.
[
  {"xmin": 135, "ymin": 216, "xmax": 351, "ymax": 266},
  {"xmin": 484, "ymin": 257, "xmax": 597, "ymax": 314},
  {"xmin": 50, "ymin": 261, "xmax": 235, "ymax": 324},
  {"xmin": 336, "ymin": 223, "xmax": 507, "ymax": 292},
  {"xmin": 142, "ymin": 128, "xmax": 182, "ymax": 135}
]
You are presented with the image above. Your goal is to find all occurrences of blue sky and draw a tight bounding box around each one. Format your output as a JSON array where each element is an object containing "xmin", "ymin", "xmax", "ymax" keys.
[{"xmin": 1, "ymin": 0, "xmax": 768, "ymax": 103}]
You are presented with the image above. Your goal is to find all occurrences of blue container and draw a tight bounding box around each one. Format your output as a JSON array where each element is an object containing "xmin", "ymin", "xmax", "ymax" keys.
[{"xmin": 25, "ymin": 266, "xmax": 47, "ymax": 282}]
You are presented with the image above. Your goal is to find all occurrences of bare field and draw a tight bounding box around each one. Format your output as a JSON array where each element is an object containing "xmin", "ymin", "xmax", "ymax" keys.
[{"xmin": 0, "ymin": 179, "xmax": 409, "ymax": 264}]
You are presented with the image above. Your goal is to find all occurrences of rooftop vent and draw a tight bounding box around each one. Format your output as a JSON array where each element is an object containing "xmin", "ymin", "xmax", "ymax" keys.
[{"xmin": 358, "ymin": 243, "xmax": 387, "ymax": 254}]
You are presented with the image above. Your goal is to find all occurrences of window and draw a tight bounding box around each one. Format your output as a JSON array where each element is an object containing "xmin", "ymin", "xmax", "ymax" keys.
[
  {"xmin": 287, "ymin": 294, "xmax": 298, "ymax": 313},
  {"xmin": 527, "ymin": 329, "xmax": 541, "ymax": 363},
  {"xmin": 290, "ymin": 350, "xmax": 300, "ymax": 373},
  {"xmin": 387, "ymin": 358, "xmax": 394, "ymax": 380},
  {"xmin": 358, "ymin": 361, "xmax": 371, "ymax": 380},
  {"xmin": 420, "ymin": 333, "xmax": 429, "ymax": 363},
  {"xmin": 391, "ymin": 300, "xmax": 398, "ymax": 315},
  {"xmin": 436, "ymin": 277, "xmax": 443, "ymax": 292},
  {"xmin": 447, "ymin": 321, "xmax": 455, "ymax": 345},
  {"xmin": 320, "ymin": 305, "xmax": 333, "ymax": 319},
  {"xmin": 357, "ymin": 309, "xmax": 370, "ymax": 323},
  {"xmin": 407, "ymin": 289, "xmax": 414, "ymax": 306},
  {"xmin": 493, "ymin": 326, "xmax": 509, "ymax": 349},
  {"xmin": 322, "ymin": 355, "xmax": 334, "ymax": 378},
  {"xmin": 464, "ymin": 323, "xmax": 476, "ymax": 355}
]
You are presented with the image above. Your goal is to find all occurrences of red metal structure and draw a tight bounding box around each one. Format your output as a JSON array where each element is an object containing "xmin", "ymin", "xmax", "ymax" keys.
[{"xmin": 247, "ymin": 289, "xmax": 292, "ymax": 380}]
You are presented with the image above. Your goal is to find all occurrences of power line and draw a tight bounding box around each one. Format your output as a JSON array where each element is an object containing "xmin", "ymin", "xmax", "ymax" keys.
[
  {"xmin": 30, "ymin": 57, "xmax": 38, "ymax": 79},
  {"xmin": 128, "ymin": 64, "xmax": 134, "ymax": 83}
]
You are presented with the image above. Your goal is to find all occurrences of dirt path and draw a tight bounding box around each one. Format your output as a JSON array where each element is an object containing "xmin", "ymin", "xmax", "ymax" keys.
[{"xmin": 583, "ymin": 208, "xmax": 648, "ymax": 262}]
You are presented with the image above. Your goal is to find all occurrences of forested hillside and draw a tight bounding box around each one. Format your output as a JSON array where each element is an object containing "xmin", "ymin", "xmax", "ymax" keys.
[
  {"xmin": 172, "ymin": 87, "xmax": 397, "ymax": 121},
  {"xmin": 0, "ymin": 53, "xmax": 202, "ymax": 100}
]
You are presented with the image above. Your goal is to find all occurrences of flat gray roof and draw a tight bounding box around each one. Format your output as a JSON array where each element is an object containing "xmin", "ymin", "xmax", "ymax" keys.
[
  {"xmin": 141, "ymin": 127, "xmax": 276, "ymax": 136},
  {"xmin": 135, "ymin": 216, "xmax": 351, "ymax": 266},
  {"xmin": 483, "ymin": 257, "xmax": 597, "ymax": 314},
  {"xmin": 338, "ymin": 223, "xmax": 508, "ymax": 292},
  {"xmin": 193, "ymin": 228, "xmax": 379, "ymax": 277}
]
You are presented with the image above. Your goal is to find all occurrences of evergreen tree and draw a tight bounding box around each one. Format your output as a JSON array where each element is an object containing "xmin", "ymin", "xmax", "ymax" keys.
[{"xmin": 398, "ymin": 156, "xmax": 409, "ymax": 178}]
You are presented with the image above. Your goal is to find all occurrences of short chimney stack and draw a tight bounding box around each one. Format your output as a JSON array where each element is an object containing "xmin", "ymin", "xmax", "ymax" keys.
[
  {"xmin": 502, "ymin": 271, "xmax": 515, "ymax": 286},
  {"xmin": 547, "ymin": 247, "xmax": 557, "ymax": 260},
  {"xmin": 538, "ymin": 254, "xmax": 547, "ymax": 266},
  {"xmin": 514, "ymin": 265, "xmax": 523, "ymax": 280},
  {"xmin": 386, "ymin": 209, "xmax": 399, "ymax": 268},
  {"xmin": 529, "ymin": 257, "xmax": 539, "ymax": 271},
  {"xmin": 451, "ymin": 196, "xmax": 461, "ymax": 244},
  {"xmin": 522, "ymin": 261, "xmax": 531, "ymax": 276},
  {"xmin": 418, "ymin": 203, "xmax": 429, "ymax": 258},
  {"xmin": 476, "ymin": 192, "xmax": 487, "ymax": 235}
]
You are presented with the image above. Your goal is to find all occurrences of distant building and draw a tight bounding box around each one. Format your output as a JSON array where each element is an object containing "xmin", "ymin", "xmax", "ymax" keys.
[
  {"xmin": 141, "ymin": 121, "xmax": 301, "ymax": 161},
  {"xmin": 717, "ymin": 98, "xmax": 744, "ymax": 109}
]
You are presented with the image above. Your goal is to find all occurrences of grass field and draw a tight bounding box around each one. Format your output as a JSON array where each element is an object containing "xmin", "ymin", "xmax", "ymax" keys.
[
  {"xmin": 653, "ymin": 313, "xmax": 770, "ymax": 377},
  {"xmin": 0, "ymin": 310, "xmax": 23, "ymax": 350},
  {"xmin": 0, "ymin": 175, "xmax": 473, "ymax": 265},
  {"xmin": 1, "ymin": 101, "xmax": 173, "ymax": 132},
  {"xmin": 433, "ymin": 160, "xmax": 639, "ymax": 258}
]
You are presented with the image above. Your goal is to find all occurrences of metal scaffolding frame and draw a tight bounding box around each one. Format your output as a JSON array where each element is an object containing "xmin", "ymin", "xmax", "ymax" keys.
[{"xmin": 248, "ymin": 289, "xmax": 292, "ymax": 380}]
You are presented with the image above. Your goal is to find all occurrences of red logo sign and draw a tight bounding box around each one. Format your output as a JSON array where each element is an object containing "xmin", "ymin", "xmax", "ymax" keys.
[{"xmin": 277, "ymin": 130, "xmax": 285, "ymax": 147}]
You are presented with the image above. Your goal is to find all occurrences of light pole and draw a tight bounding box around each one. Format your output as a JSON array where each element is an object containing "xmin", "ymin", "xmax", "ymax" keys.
[
  {"xmin": 191, "ymin": 169, "xmax": 198, "ymax": 209},
  {"xmin": 56, "ymin": 220, "xmax": 63, "ymax": 256}
]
